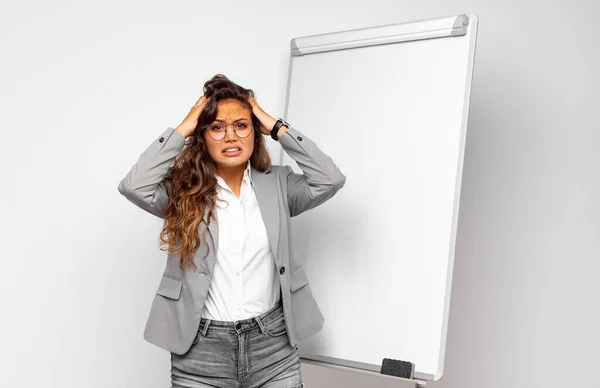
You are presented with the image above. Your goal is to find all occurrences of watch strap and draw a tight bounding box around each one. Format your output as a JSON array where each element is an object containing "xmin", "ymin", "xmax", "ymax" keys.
[{"xmin": 271, "ymin": 118, "xmax": 290, "ymax": 141}]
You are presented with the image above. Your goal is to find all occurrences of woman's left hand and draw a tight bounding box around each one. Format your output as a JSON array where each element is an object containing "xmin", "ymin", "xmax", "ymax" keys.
[{"xmin": 248, "ymin": 96, "xmax": 279, "ymax": 136}]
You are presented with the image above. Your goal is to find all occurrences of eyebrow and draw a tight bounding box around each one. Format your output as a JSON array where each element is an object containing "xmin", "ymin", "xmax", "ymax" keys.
[{"xmin": 214, "ymin": 118, "xmax": 250, "ymax": 123}]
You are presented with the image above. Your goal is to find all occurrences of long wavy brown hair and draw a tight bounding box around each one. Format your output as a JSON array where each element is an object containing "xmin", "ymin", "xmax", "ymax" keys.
[{"xmin": 159, "ymin": 74, "xmax": 271, "ymax": 271}]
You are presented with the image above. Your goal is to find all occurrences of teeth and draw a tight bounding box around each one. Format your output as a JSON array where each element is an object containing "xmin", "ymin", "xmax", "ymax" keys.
[{"xmin": 224, "ymin": 148, "xmax": 240, "ymax": 152}]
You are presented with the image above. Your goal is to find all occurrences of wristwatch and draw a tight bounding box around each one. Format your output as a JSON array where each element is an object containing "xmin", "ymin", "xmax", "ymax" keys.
[{"xmin": 271, "ymin": 118, "xmax": 290, "ymax": 141}]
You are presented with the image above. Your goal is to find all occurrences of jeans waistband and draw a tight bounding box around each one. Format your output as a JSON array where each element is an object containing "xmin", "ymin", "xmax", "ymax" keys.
[{"xmin": 198, "ymin": 301, "xmax": 284, "ymax": 336}]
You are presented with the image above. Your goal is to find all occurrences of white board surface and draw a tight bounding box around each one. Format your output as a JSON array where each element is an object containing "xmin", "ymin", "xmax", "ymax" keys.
[{"xmin": 278, "ymin": 14, "xmax": 478, "ymax": 381}]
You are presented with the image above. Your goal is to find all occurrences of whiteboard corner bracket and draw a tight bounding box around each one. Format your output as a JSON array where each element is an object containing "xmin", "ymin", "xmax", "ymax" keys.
[
  {"xmin": 451, "ymin": 14, "xmax": 469, "ymax": 36},
  {"xmin": 290, "ymin": 39, "xmax": 302, "ymax": 56}
]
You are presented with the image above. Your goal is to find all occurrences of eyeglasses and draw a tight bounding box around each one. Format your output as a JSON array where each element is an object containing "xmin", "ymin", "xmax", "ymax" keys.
[{"xmin": 204, "ymin": 120, "xmax": 254, "ymax": 141}]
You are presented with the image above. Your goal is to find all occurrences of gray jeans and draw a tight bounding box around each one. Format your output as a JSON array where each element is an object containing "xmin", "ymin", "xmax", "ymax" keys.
[{"xmin": 170, "ymin": 302, "xmax": 303, "ymax": 388}]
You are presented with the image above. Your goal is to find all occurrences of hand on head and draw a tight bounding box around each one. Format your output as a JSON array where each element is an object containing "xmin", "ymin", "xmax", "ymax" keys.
[
  {"xmin": 247, "ymin": 96, "xmax": 277, "ymax": 136},
  {"xmin": 175, "ymin": 95, "xmax": 210, "ymax": 138},
  {"xmin": 175, "ymin": 92, "xmax": 277, "ymax": 139}
]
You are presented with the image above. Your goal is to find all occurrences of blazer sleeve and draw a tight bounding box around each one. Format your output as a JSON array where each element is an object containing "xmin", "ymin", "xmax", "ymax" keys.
[
  {"xmin": 278, "ymin": 126, "xmax": 346, "ymax": 217},
  {"xmin": 117, "ymin": 127, "xmax": 187, "ymax": 218}
]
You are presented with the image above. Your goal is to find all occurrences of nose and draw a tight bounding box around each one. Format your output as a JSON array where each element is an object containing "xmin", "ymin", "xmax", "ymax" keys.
[{"xmin": 223, "ymin": 125, "xmax": 237, "ymax": 142}]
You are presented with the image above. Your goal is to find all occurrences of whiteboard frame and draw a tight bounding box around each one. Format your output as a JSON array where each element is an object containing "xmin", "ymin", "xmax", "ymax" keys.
[{"xmin": 279, "ymin": 13, "xmax": 479, "ymax": 384}]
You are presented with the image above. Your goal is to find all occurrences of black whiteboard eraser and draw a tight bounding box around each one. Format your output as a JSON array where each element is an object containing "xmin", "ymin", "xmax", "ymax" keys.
[{"xmin": 380, "ymin": 358, "xmax": 415, "ymax": 379}]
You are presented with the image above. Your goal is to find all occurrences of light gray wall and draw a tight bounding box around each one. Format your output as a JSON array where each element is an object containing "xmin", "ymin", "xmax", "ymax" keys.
[{"xmin": 1, "ymin": 1, "xmax": 598, "ymax": 388}]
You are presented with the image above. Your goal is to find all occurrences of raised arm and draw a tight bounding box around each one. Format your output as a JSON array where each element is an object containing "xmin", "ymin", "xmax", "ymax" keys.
[
  {"xmin": 246, "ymin": 96, "xmax": 345, "ymax": 217},
  {"xmin": 118, "ymin": 95, "xmax": 208, "ymax": 218},
  {"xmin": 117, "ymin": 127, "xmax": 186, "ymax": 218},
  {"xmin": 279, "ymin": 127, "xmax": 346, "ymax": 217}
]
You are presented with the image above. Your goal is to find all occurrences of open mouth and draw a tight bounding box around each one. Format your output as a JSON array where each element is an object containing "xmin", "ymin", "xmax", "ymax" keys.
[{"xmin": 222, "ymin": 147, "xmax": 242, "ymax": 155}]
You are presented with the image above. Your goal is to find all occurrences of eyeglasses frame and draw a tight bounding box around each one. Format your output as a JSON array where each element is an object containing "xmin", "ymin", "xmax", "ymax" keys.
[{"xmin": 203, "ymin": 121, "xmax": 255, "ymax": 141}]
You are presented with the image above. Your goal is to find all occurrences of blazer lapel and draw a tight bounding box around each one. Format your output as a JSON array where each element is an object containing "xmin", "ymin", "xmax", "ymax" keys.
[{"xmin": 251, "ymin": 166, "xmax": 281, "ymax": 265}]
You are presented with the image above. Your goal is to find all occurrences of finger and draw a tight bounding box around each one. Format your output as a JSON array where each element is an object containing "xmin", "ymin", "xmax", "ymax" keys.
[{"xmin": 194, "ymin": 95, "xmax": 207, "ymax": 107}]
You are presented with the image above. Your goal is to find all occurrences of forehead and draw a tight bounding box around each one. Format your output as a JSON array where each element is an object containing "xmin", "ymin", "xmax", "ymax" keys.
[{"xmin": 215, "ymin": 99, "xmax": 251, "ymax": 120}]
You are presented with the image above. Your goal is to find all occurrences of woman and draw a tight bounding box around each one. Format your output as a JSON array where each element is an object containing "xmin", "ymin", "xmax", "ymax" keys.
[{"xmin": 118, "ymin": 74, "xmax": 345, "ymax": 388}]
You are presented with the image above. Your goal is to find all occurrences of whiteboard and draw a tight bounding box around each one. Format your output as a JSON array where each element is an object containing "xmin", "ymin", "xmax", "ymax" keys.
[{"xmin": 278, "ymin": 14, "xmax": 478, "ymax": 382}]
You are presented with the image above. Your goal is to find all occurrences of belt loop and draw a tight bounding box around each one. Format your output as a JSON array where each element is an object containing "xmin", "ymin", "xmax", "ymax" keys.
[
  {"xmin": 255, "ymin": 316, "xmax": 267, "ymax": 334},
  {"xmin": 201, "ymin": 319, "xmax": 211, "ymax": 336}
]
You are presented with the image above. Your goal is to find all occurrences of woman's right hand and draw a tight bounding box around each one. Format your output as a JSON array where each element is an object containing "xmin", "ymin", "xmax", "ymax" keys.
[{"xmin": 175, "ymin": 95, "xmax": 209, "ymax": 138}]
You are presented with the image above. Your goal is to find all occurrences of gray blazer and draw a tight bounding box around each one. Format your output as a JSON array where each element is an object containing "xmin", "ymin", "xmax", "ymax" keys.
[{"xmin": 118, "ymin": 126, "xmax": 345, "ymax": 355}]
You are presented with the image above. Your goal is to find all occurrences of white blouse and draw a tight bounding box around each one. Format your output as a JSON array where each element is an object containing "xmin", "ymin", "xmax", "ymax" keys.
[{"xmin": 201, "ymin": 162, "xmax": 281, "ymax": 321}]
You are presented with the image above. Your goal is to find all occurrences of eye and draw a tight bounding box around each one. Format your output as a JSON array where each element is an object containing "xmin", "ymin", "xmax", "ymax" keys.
[
  {"xmin": 236, "ymin": 122, "xmax": 248, "ymax": 128},
  {"xmin": 211, "ymin": 125, "xmax": 223, "ymax": 131}
]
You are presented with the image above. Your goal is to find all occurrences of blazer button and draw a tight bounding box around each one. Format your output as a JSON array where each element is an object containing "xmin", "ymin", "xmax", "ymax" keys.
[
  {"xmin": 159, "ymin": 137, "xmax": 165, "ymax": 143},
  {"xmin": 297, "ymin": 136, "xmax": 303, "ymax": 141},
  {"xmin": 280, "ymin": 266, "xmax": 286, "ymax": 275}
]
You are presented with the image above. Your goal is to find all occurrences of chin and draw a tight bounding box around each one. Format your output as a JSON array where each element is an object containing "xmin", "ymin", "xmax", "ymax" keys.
[{"xmin": 216, "ymin": 156, "xmax": 251, "ymax": 169}]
